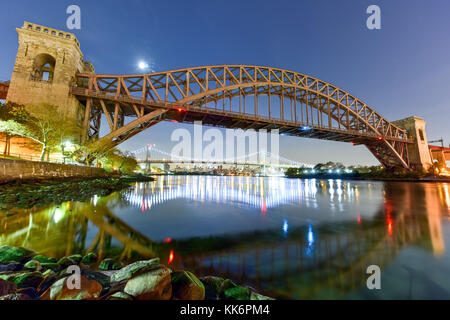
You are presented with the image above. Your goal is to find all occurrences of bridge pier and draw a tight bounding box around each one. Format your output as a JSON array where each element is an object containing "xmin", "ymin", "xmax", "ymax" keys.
[{"xmin": 393, "ymin": 116, "xmax": 433, "ymax": 171}]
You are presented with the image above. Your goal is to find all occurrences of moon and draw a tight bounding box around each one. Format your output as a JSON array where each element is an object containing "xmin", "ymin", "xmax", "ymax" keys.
[{"xmin": 138, "ymin": 61, "xmax": 149, "ymax": 70}]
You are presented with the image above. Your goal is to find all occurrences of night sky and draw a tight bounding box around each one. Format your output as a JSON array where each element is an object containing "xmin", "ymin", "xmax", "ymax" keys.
[{"xmin": 1, "ymin": 0, "xmax": 449, "ymax": 165}]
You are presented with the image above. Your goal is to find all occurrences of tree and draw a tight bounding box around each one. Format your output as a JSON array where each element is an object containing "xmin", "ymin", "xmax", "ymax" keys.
[
  {"xmin": 285, "ymin": 168, "xmax": 299, "ymax": 177},
  {"xmin": 314, "ymin": 163, "xmax": 326, "ymax": 171},
  {"xmin": 0, "ymin": 103, "xmax": 81, "ymax": 161},
  {"xmin": 71, "ymin": 137, "xmax": 116, "ymax": 165},
  {"xmin": 0, "ymin": 102, "xmax": 35, "ymax": 155},
  {"xmin": 27, "ymin": 104, "xmax": 82, "ymax": 161},
  {"xmin": 99, "ymin": 148, "xmax": 138, "ymax": 174}
]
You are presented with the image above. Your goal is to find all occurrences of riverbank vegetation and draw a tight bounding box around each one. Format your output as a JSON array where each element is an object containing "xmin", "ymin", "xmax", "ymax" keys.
[
  {"xmin": 98, "ymin": 149, "xmax": 138, "ymax": 174},
  {"xmin": 285, "ymin": 161, "xmax": 444, "ymax": 181}
]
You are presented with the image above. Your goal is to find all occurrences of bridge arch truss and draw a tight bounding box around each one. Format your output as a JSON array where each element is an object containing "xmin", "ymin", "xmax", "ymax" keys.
[{"xmin": 72, "ymin": 65, "xmax": 411, "ymax": 170}]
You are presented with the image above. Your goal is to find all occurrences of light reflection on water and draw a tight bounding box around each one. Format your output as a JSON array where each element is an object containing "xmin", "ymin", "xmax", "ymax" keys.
[
  {"xmin": 1, "ymin": 176, "xmax": 450, "ymax": 300},
  {"xmin": 123, "ymin": 176, "xmax": 361, "ymax": 216}
]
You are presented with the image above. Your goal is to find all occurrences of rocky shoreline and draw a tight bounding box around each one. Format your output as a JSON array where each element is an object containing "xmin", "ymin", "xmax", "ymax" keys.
[
  {"xmin": 0, "ymin": 175, "xmax": 154, "ymax": 211},
  {"xmin": 0, "ymin": 245, "xmax": 273, "ymax": 301}
]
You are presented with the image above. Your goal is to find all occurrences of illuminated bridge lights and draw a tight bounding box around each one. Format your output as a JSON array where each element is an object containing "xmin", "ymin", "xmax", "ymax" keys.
[
  {"xmin": 133, "ymin": 146, "xmax": 313, "ymax": 168},
  {"xmin": 168, "ymin": 249, "xmax": 175, "ymax": 264},
  {"xmin": 300, "ymin": 126, "xmax": 312, "ymax": 131},
  {"xmin": 123, "ymin": 176, "xmax": 362, "ymax": 213}
]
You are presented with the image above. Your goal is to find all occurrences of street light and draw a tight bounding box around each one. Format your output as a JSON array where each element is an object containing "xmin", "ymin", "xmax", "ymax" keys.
[
  {"xmin": 65, "ymin": 141, "xmax": 73, "ymax": 149},
  {"xmin": 61, "ymin": 140, "xmax": 74, "ymax": 164}
]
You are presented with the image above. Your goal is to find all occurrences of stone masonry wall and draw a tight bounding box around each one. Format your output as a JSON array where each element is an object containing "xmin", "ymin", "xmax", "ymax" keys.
[
  {"xmin": 6, "ymin": 22, "xmax": 94, "ymax": 127},
  {"xmin": 0, "ymin": 158, "xmax": 110, "ymax": 183}
]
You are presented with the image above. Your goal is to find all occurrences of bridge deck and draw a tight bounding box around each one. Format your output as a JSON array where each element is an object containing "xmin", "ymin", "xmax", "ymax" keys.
[
  {"xmin": 71, "ymin": 87, "xmax": 410, "ymax": 145},
  {"xmin": 429, "ymin": 145, "xmax": 450, "ymax": 162}
]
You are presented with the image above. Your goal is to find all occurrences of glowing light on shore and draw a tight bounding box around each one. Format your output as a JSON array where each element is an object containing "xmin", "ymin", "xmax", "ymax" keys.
[
  {"xmin": 307, "ymin": 225, "xmax": 314, "ymax": 246},
  {"xmin": 164, "ymin": 237, "xmax": 172, "ymax": 243},
  {"xmin": 168, "ymin": 250, "xmax": 174, "ymax": 264},
  {"xmin": 444, "ymin": 184, "xmax": 450, "ymax": 211},
  {"xmin": 53, "ymin": 208, "xmax": 64, "ymax": 223},
  {"xmin": 282, "ymin": 219, "xmax": 289, "ymax": 235},
  {"xmin": 305, "ymin": 224, "xmax": 315, "ymax": 256}
]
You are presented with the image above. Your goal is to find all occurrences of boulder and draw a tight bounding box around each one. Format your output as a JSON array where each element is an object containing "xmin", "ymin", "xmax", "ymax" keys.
[
  {"xmin": 110, "ymin": 258, "xmax": 160, "ymax": 283},
  {"xmin": 250, "ymin": 292, "xmax": 275, "ymax": 300},
  {"xmin": 17, "ymin": 287, "xmax": 39, "ymax": 299},
  {"xmin": 81, "ymin": 252, "xmax": 98, "ymax": 265},
  {"xmin": 106, "ymin": 291, "xmax": 134, "ymax": 301},
  {"xmin": 82, "ymin": 270, "xmax": 111, "ymax": 295},
  {"xmin": 68, "ymin": 254, "xmax": 83, "ymax": 264},
  {"xmin": 218, "ymin": 279, "xmax": 238, "ymax": 296},
  {"xmin": 41, "ymin": 275, "xmax": 102, "ymax": 300},
  {"xmin": 42, "ymin": 269, "xmax": 56, "ymax": 278},
  {"xmin": 0, "ymin": 272, "xmax": 16, "ymax": 282},
  {"xmin": 31, "ymin": 255, "xmax": 57, "ymax": 264},
  {"xmin": 0, "ymin": 279, "xmax": 16, "ymax": 296},
  {"xmin": 171, "ymin": 271, "xmax": 205, "ymax": 300},
  {"xmin": 37, "ymin": 271, "xmax": 59, "ymax": 295},
  {"xmin": 40, "ymin": 263, "xmax": 61, "ymax": 272},
  {"xmin": 200, "ymin": 276, "xmax": 224, "ymax": 300},
  {"xmin": 24, "ymin": 260, "xmax": 42, "ymax": 271},
  {"xmin": 218, "ymin": 279, "xmax": 250, "ymax": 300},
  {"xmin": 0, "ymin": 263, "xmax": 23, "ymax": 272},
  {"xmin": 124, "ymin": 266, "xmax": 172, "ymax": 300},
  {"xmin": 222, "ymin": 286, "xmax": 250, "ymax": 300},
  {"xmin": 0, "ymin": 245, "xmax": 35, "ymax": 264},
  {"xmin": 25, "ymin": 260, "xmax": 59, "ymax": 273},
  {"xmin": 0, "ymin": 271, "xmax": 44, "ymax": 289},
  {"xmin": 98, "ymin": 258, "xmax": 123, "ymax": 271},
  {"xmin": 57, "ymin": 257, "xmax": 78, "ymax": 269},
  {"xmin": 0, "ymin": 293, "xmax": 32, "ymax": 300}
]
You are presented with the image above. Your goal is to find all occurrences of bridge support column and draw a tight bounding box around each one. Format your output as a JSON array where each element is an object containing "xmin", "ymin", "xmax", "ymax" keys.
[{"xmin": 393, "ymin": 116, "xmax": 433, "ymax": 171}]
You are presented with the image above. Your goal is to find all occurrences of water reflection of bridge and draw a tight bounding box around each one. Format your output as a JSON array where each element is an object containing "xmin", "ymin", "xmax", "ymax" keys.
[
  {"xmin": 176, "ymin": 213, "xmax": 424, "ymax": 299},
  {"xmin": 1, "ymin": 179, "xmax": 449, "ymax": 299},
  {"xmin": 0, "ymin": 195, "xmax": 155, "ymax": 261},
  {"xmin": 169, "ymin": 181, "xmax": 448, "ymax": 299}
]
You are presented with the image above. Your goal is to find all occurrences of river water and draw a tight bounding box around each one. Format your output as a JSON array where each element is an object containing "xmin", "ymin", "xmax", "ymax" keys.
[{"xmin": 1, "ymin": 176, "xmax": 450, "ymax": 299}]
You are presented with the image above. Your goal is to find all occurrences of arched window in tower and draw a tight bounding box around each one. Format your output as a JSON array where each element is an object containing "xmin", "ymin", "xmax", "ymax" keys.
[
  {"xmin": 31, "ymin": 53, "xmax": 56, "ymax": 83},
  {"xmin": 418, "ymin": 129, "xmax": 425, "ymax": 142}
]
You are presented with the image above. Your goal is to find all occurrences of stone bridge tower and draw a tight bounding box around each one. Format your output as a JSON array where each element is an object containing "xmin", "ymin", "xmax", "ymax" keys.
[
  {"xmin": 6, "ymin": 21, "xmax": 94, "ymax": 126},
  {"xmin": 393, "ymin": 116, "xmax": 433, "ymax": 171}
]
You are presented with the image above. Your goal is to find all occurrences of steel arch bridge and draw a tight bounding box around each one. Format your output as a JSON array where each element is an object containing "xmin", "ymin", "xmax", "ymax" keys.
[{"xmin": 71, "ymin": 65, "xmax": 411, "ymax": 170}]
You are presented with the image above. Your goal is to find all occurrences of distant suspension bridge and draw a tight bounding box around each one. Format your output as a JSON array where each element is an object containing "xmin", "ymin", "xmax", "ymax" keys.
[{"xmin": 131, "ymin": 145, "xmax": 314, "ymax": 169}]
